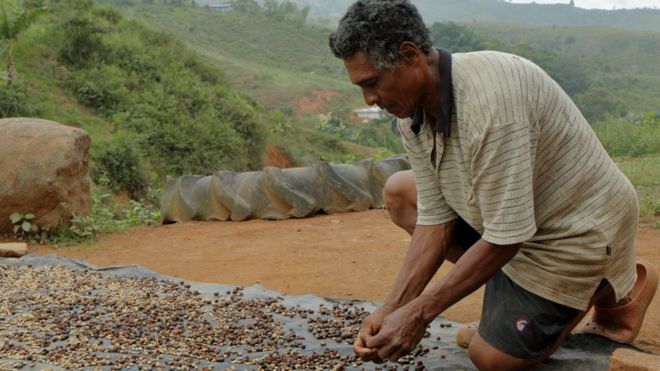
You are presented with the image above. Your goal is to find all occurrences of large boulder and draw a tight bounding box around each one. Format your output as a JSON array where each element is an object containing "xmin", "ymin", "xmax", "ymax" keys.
[{"xmin": 0, "ymin": 118, "xmax": 92, "ymax": 233}]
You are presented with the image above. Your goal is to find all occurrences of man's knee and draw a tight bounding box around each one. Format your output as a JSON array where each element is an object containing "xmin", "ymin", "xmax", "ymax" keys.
[
  {"xmin": 382, "ymin": 170, "xmax": 416, "ymax": 209},
  {"xmin": 468, "ymin": 334, "xmax": 531, "ymax": 371}
]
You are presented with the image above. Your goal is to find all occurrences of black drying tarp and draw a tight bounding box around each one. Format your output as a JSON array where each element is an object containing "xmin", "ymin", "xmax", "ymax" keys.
[{"xmin": 0, "ymin": 254, "xmax": 631, "ymax": 370}]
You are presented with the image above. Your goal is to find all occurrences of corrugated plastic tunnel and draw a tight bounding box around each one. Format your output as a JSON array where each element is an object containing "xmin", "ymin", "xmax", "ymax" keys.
[{"xmin": 160, "ymin": 155, "xmax": 411, "ymax": 223}]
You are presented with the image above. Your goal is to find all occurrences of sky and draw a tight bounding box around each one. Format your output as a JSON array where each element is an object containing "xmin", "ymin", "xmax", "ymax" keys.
[{"xmin": 508, "ymin": 0, "xmax": 660, "ymax": 9}]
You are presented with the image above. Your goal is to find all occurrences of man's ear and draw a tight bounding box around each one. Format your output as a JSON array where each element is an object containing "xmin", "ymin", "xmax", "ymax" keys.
[{"xmin": 400, "ymin": 41, "xmax": 421, "ymax": 65}]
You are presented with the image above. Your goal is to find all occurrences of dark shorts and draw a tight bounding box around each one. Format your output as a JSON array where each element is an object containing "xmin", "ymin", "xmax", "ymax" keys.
[{"xmin": 454, "ymin": 219, "xmax": 580, "ymax": 359}]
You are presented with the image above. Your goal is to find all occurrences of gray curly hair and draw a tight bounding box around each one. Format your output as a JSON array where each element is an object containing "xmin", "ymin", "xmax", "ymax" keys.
[{"xmin": 329, "ymin": 0, "xmax": 432, "ymax": 70}]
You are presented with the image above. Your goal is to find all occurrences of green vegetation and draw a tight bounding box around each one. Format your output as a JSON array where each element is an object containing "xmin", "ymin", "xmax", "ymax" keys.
[
  {"xmin": 0, "ymin": 0, "xmax": 46, "ymax": 117},
  {"xmin": 433, "ymin": 22, "xmax": 659, "ymax": 226},
  {"xmin": 429, "ymin": 21, "xmax": 660, "ymax": 123},
  {"xmin": 0, "ymin": 0, "xmax": 47, "ymax": 83},
  {"xmin": 596, "ymin": 113, "xmax": 659, "ymax": 226},
  {"xmin": 466, "ymin": 22, "xmax": 660, "ymax": 122},
  {"xmin": 1, "ymin": 0, "xmax": 657, "ymax": 240},
  {"xmin": 0, "ymin": 0, "xmax": 380, "ymax": 242},
  {"xmin": 0, "ymin": 0, "xmax": 372, "ymax": 174},
  {"xmin": 616, "ymin": 156, "xmax": 660, "ymax": 227},
  {"xmin": 112, "ymin": 2, "xmax": 658, "ymax": 130},
  {"xmin": 315, "ymin": 114, "xmax": 403, "ymax": 157},
  {"xmin": 99, "ymin": 0, "xmax": 405, "ymax": 160},
  {"xmin": 283, "ymin": 0, "xmax": 660, "ymax": 33},
  {"xmin": 0, "ymin": 79, "xmax": 32, "ymax": 116},
  {"xmin": 51, "ymin": 175, "xmax": 161, "ymax": 245},
  {"xmin": 234, "ymin": 0, "xmax": 310, "ymax": 26},
  {"xmin": 8, "ymin": 211, "xmax": 48, "ymax": 243},
  {"xmin": 100, "ymin": 0, "xmax": 658, "ymax": 224},
  {"xmin": 113, "ymin": 1, "xmax": 354, "ymax": 110},
  {"xmin": 4, "ymin": 178, "xmax": 161, "ymax": 246},
  {"xmin": 593, "ymin": 113, "xmax": 660, "ymax": 158},
  {"xmin": 55, "ymin": 3, "xmax": 268, "ymax": 179}
]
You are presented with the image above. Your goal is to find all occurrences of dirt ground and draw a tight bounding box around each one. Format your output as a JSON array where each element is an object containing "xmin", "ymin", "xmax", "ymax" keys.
[
  {"xmin": 29, "ymin": 210, "xmax": 659, "ymax": 353},
  {"xmin": 294, "ymin": 88, "xmax": 338, "ymax": 114}
]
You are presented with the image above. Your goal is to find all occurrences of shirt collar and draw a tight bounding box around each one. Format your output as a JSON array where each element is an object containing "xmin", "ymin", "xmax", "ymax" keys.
[{"xmin": 410, "ymin": 48, "xmax": 453, "ymax": 136}]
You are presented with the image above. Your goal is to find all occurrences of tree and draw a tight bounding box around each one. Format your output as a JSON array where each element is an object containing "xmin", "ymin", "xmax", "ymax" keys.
[
  {"xmin": 231, "ymin": 0, "xmax": 261, "ymax": 14},
  {"xmin": 429, "ymin": 22, "xmax": 493, "ymax": 52},
  {"xmin": 0, "ymin": 2, "xmax": 46, "ymax": 84},
  {"xmin": 263, "ymin": 0, "xmax": 278, "ymax": 15}
]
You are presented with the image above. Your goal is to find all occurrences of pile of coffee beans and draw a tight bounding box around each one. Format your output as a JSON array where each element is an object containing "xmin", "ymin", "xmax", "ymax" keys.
[{"xmin": 0, "ymin": 264, "xmax": 428, "ymax": 369}]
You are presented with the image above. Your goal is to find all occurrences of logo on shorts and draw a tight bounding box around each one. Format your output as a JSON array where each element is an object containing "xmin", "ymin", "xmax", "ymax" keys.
[{"xmin": 515, "ymin": 316, "xmax": 529, "ymax": 332}]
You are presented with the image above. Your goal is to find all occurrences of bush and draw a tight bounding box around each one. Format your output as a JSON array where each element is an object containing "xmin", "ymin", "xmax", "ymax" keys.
[
  {"xmin": 114, "ymin": 72, "xmax": 267, "ymax": 175},
  {"xmin": 93, "ymin": 135, "xmax": 150, "ymax": 197},
  {"xmin": 593, "ymin": 113, "xmax": 660, "ymax": 157},
  {"xmin": 92, "ymin": 5, "xmax": 123, "ymax": 24},
  {"xmin": 58, "ymin": 16, "xmax": 109, "ymax": 67},
  {"xmin": 51, "ymin": 175, "xmax": 161, "ymax": 245},
  {"xmin": 0, "ymin": 80, "xmax": 32, "ymax": 117},
  {"xmin": 56, "ymin": 10, "xmax": 268, "ymax": 178},
  {"xmin": 67, "ymin": 65, "xmax": 127, "ymax": 114},
  {"xmin": 616, "ymin": 156, "xmax": 660, "ymax": 227},
  {"xmin": 351, "ymin": 118, "xmax": 404, "ymax": 154}
]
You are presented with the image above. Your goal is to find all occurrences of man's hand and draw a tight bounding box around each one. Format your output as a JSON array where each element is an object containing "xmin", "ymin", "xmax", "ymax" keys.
[
  {"xmin": 365, "ymin": 301, "xmax": 429, "ymax": 362},
  {"xmin": 353, "ymin": 304, "xmax": 397, "ymax": 362}
]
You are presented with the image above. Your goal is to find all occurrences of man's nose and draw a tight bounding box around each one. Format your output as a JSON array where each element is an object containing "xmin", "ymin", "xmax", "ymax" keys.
[{"xmin": 363, "ymin": 90, "xmax": 378, "ymax": 106}]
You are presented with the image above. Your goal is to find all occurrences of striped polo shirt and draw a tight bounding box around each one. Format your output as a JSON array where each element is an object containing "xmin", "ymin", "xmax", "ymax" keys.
[{"xmin": 399, "ymin": 51, "xmax": 638, "ymax": 310}]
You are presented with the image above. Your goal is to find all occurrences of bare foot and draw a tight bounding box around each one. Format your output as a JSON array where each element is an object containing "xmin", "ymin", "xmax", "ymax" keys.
[
  {"xmin": 580, "ymin": 260, "xmax": 658, "ymax": 343},
  {"xmin": 456, "ymin": 321, "xmax": 479, "ymax": 348}
]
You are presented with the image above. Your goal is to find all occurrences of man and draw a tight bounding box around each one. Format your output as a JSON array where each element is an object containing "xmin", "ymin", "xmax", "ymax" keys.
[{"xmin": 328, "ymin": 0, "xmax": 658, "ymax": 369}]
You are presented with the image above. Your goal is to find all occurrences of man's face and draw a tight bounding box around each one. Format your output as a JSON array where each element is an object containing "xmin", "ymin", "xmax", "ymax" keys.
[{"xmin": 344, "ymin": 50, "xmax": 422, "ymax": 119}]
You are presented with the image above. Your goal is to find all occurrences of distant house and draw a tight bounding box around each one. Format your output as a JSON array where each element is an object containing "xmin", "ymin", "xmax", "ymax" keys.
[
  {"xmin": 351, "ymin": 107, "xmax": 384, "ymax": 123},
  {"xmin": 209, "ymin": 3, "xmax": 233, "ymax": 12}
]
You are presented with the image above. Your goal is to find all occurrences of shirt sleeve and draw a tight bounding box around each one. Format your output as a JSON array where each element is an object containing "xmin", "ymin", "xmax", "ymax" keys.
[
  {"xmin": 398, "ymin": 119, "xmax": 457, "ymax": 226},
  {"xmin": 468, "ymin": 121, "xmax": 537, "ymax": 245}
]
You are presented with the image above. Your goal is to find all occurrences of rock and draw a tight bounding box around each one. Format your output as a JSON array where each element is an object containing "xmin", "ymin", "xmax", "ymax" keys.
[
  {"xmin": 0, "ymin": 118, "xmax": 91, "ymax": 232},
  {"xmin": 0, "ymin": 243, "xmax": 28, "ymax": 257},
  {"xmin": 609, "ymin": 348, "xmax": 660, "ymax": 370}
]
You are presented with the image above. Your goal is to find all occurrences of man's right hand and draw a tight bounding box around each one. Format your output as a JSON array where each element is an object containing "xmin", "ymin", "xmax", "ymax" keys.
[{"xmin": 353, "ymin": 304, "xmax": 397, "ymax": 362}]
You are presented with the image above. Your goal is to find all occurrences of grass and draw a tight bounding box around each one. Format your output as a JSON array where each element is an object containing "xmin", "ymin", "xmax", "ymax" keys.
[
  {"xmin": 117, "ymin": 4, "xmax": 359, "ymax": 111},
  {"xmin": 3, "ymin": 21, "xmax": 114, "ymax": 141},
  {"xmin": 616, "ymin": 155, "xmax": 660, "ymax": 228},
  {"xmin": 50, "ymin": 176, "xmax": 162, "ymax": 246},
  {"xmin": 194, "ymin": 47, "xmax": 358, "ymax": 111},
  {"xmin": 593, "ymin": 115, "xmax": 660, "ymax": 158}
]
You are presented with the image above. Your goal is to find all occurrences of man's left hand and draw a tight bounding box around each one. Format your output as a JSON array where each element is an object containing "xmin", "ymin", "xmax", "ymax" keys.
[{"xmin": 365, "ymin": 301, "xmax": 430, "ymax": 362}]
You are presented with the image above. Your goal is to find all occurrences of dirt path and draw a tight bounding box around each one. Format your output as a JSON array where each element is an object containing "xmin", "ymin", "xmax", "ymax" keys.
[{"xmin": 30, "ymin": 210, "xmax": 659, "ymax": 353}]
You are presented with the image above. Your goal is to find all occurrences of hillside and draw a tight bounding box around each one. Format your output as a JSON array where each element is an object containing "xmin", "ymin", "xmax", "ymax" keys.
[
  {"xmin": 107, "ymin": 1, "xmax": 660, "ymax": 225},
  {"xmin": 0, "ymin": 0, "xmax": 656, "ymax": 244},
  {"xmin": 284, "ymin": 0, "xmax": 660, "ymax": 32},
  {"xmin": 107, "ymin": 2, "xmax": 406, "ymax": 157},
  {"xmin": 0, "ymin": 0, "xmax": 381, "ymax": 197},
  {"xmin": 106, "ymin": 2, "xmax": 659, "ymax": 123},
  {"xmin": 117, "ymin": 3, "xmax": 358, "ymax": 112},
  {"xmin": 5, "ymin": 0, "xmax": 658, "ymax": 160},
  {"xmin": 465, "ymin": 21, "xmax": 660, "ymax": 120}
]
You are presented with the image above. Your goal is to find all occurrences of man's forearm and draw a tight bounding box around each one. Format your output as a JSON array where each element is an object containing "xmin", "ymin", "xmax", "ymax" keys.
[
  {"xmin": 382, "ymin": 221, "xmax": 456, "ymax": 309},
  {"xmin": 417, "ymin": 238, "xmax": 520, "ymax": 322}
]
